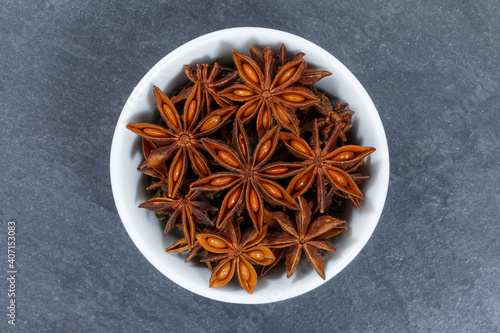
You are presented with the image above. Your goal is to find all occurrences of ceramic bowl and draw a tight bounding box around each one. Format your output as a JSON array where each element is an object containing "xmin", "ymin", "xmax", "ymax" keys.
[{"xmin": 110, "ymin": 27, "xmax": 389, "ymax": 304}]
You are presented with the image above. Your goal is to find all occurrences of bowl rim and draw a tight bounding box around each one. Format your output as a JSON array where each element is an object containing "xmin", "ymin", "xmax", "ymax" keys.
[{"xmin": 110, "ymin": 27, "xmax": 390, "ymax": 304}]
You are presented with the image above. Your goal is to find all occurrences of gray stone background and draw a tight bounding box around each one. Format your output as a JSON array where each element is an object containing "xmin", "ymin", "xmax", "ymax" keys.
[{"xmin": 1, "ymin": 0, "xmax": 499, "ymax": 332}]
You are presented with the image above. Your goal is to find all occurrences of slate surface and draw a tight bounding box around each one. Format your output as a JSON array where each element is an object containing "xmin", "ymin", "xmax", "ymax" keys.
[{"xmin": 1, "ymin": 1, "xmax": 499, "ymax": 332}]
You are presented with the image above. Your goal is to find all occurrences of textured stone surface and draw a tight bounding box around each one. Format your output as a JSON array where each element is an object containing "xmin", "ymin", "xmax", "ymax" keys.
[{"xmin": 1, "ymin": 0, "xmax": 499, "ymax": 332}]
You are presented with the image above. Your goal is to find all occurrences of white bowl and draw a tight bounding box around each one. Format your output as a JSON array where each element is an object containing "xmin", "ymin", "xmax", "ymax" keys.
[{"xmin": 110, "ymin": 27, "xmax": 389, "ymax": 304}]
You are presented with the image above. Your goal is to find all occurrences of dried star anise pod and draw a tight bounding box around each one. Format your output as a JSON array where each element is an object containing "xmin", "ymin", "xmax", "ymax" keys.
[
  {"xmin": 261, "ymin": 198, "xmax": 348, "ymax": 276},
  {"xmin": 262, "ymin": 197, "xmax": 347, "ymax": 279},
  {"xmin": 313, "ymin": 91, "xmax": 355, "ymax": 142},
  {"xmin": 138, "ymin": 138, "xmax": 168, "ymax": 193},
  {"xmin": 297, "ymin": 85, "xmax": 355, "ymax": 142},
  {"xmin": 328, "ymin": 164, "xmax": 371, "ymax": 209},
  {"xmin": 275, "ymin": 44, "xmax": 332, "ymax": 85},
  {"xmin": 260, "ymin": 248, "xmax": 285, "ymax": 277},
  {"xmin": 281, "ymin": 119, "xmax": 375, "ymax": 213},
  {"xmin": 196, "ymin": 220, "xmax": 275, "ymax": 294},
  {"xmin": 191, "ymin": 119, "xmax": 303, "ymax": 232},
  {"xmin": 165, "ymin": 223, "xmax": 217, "ymax": 272},
  {"xmin": 171, "ymin": 63, "xmax": 239, "ymax": 114},
  {"xmin": 139, "ymin": 190, "xmax": 217, "ymax": 249},
  {"xmin": 127, "ymin": 85, "xmax": 236, "ymax": 197},
  {"xmin": 219, "ymin": 46, "xmax": 319, "ymax": 137},
  {"xmin": 248, "ymin": 44, "xmax": 332, "ymax": 87}
]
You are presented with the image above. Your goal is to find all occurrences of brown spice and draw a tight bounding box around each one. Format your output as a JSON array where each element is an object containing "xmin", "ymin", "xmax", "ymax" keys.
[{"xmin": 126, "ymin": 44, "xmax": 375, "ymax": 292}]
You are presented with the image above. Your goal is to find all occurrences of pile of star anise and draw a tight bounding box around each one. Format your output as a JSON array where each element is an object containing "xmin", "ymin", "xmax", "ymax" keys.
[{"xmin": 127, "ymin": 44, "xmax": 375, "ymax": 294}]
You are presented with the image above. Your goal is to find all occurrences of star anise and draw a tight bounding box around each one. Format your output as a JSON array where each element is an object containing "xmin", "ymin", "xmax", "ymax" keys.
[
  {"xmin": 259, "ymin": 248, "xmax": 285, "ymax": 277},
  {"xmin": 190, "ymin": 119, "xmax": 304, "ymax": 232},
  {"xmin": 137, "ymin": 138, "xmax": 168, "ymax": 193},
  {"xmin": 281, "ymin": 119, "xmax": 375, "ymax": 213},
  {"xmin": 261, "ymin": 197, "xmax": 347, "ymax": 276},
  {"xmin": 262, "ymin": 197, "xmax": 347, "ymax": 279},
  {"xmin": 196, "ymin": 220, "xmax": 275, "ymax": 294},
  {"xmin": 171, "ymin": 63, "xmax": 238, "ymax": 114},
  {"xmin": 127, "ymin": 85, "xmax": 236, "ymax": 197},
  {"xmin": 329, "ymin": 165, "xmax": 371, "ymax": 209},
  {"xmin": 165, "ymin": 223, "xmax": 217, "ymax": 272},
  {"xmin": 219, "ymin": 46, "xmax": 319, "ymax": 137},
  {"xmin": 138, "ymin": 190, "xmax": 217, "ymax": 249},
  {"xmin": 314, "ymin": 95, "xmax": 355, "ymax": 142},
  {"xmin": 274, "ymin": 44, "xmax": 332, "ymax": 85}
]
